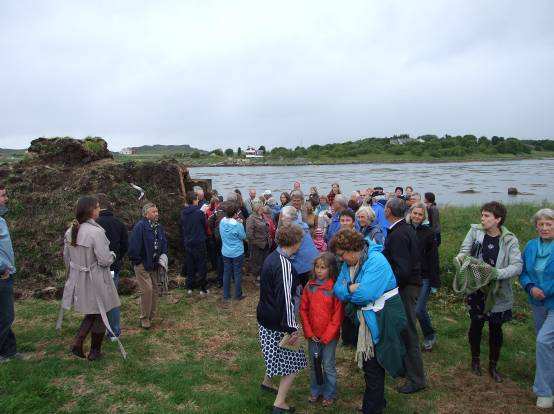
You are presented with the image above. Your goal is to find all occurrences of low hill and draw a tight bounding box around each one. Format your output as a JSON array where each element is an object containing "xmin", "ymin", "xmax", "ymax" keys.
[{"xmin": 129, "ymin": 144, "xmax": 207, "ymax": 155}]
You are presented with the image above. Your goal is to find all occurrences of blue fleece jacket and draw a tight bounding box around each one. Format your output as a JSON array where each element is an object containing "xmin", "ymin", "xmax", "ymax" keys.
[
  {"xmin": 220, "ymin": 217, "xmax": 246, "ymax": 258},
  {"xmin": 0, "ymin": 216, "xmax": 16, "ymax": 275},
  {"xmin": 290, "ymin": 220, "xmax": 319, "ymax": 275},
  {"xmin": 371, "ymin": 202, "xmax": 389, "ymax": 239},
  {"xmin": 334, "ymin": 241, "xmax": 397, "ymax": 344},
  {"xmin": 519, "ymin": 237, "xmax": 554, "ymax": 310}
]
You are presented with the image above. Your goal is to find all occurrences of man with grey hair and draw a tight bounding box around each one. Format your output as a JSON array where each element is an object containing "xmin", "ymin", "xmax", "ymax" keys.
[
  {"xmin": 289, "ymin": 190, "xmax": 307, "ymax": 223},
  {"xmin": 383, "ymin": 197, "xmax": 426, "ymax": 394},
  {"xmin": 128, "ymin": 202, "xmax": 168, "ymax": 329},
  {"xmin": 244, "ymin": 188, "xmax": 257, "ymax": 215},
  {"xmin": 325, "ymin": 193, "xmax": 353, "ymax": 242}
]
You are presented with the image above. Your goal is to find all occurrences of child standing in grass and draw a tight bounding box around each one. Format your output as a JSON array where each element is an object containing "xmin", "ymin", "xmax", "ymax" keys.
[{"xmin": 299, "ymin": 253, "xmax": 343, "ymax": 407}]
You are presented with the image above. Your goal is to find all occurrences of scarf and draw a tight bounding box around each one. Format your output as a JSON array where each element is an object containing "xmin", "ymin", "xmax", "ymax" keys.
[
  {"xmin": 347, "ymin": 244, "xmax": 375, "ymax": 367},
  {"xmin": 149, "ymin": 220, "xmax": 160, "ymax": 257}
]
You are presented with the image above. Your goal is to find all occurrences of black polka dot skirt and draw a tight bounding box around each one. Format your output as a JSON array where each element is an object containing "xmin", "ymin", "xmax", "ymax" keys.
[{"xmin": 259, "ymin": 324, "xmax": 307, "ymax": 378}]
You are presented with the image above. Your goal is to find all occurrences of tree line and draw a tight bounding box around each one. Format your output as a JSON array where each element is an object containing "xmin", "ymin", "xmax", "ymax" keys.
[{"xmin": 197, "ymin": 135, "xmax": 553, "ymax": 160}]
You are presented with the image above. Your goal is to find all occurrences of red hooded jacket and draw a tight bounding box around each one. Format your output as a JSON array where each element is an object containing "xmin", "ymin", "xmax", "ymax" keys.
[{"xmin": 300, "ymin": 278, "xmax": 344, "ymax": 344}]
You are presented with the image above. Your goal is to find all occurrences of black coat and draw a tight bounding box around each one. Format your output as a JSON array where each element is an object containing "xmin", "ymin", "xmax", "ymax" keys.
[
  {"xmin": 413, "ymin": 224, "xmax": 440, "ymax": 288},
  {"xmin": 96, "ymin": 210, "xmax": 128, "ymax": 272},
  {"xmin": 383, "ymin": 219, "xmax": 422, "ymax": 288}
]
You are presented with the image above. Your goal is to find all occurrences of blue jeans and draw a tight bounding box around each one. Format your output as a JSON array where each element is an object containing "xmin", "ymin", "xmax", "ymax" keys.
[
  {"xmin": 107, "ymin": 271, "xmax": 121, "ymax": 338},
  {"xmin": 415, "ymin": 278, "xmax": 435, "ymax": 339},
  {"xmin": 0, "ymin": 276, "xmax": 17, "ymax": 357},
  {"xmin": 532, "ymin": 304, "xmax": 554, "ymax": 398},
  {"xmin": 223, "ymin": 255, "xmax": 243, "ymax": 299},
  {"xmin": 308, "ymin": 339, "xmax": 338, "ymax": 400}
]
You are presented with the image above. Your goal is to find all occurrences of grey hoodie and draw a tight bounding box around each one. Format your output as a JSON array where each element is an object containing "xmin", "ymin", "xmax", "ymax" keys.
[{"xmin": 458, "ymin": 224, "xmax": 523, "ymax": 313}]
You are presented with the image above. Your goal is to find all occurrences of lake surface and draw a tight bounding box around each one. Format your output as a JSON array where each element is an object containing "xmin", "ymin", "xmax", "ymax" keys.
[{"xmin": 189, "ymin": 159, "xmax": 554, "ymax": 206}]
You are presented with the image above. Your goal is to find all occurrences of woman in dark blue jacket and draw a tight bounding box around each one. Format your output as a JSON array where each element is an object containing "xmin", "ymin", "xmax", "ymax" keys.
[{"xmin": 519, "ymin": 208, "xmax": 554, "ymax": 409}]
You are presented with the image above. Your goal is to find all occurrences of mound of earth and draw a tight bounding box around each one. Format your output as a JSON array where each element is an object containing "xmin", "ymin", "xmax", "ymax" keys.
[{"xmin": 0, "ymin": 137, "xmax": 211, "ymax": 290}]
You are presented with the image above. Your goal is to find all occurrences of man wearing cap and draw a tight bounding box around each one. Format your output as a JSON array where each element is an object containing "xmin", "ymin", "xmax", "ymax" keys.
[{"xmin": 128, "ymin": 203, "xmax": 168, "ymax": 329}]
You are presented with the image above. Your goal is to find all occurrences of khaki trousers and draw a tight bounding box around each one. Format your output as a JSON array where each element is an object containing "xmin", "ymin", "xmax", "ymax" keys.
[{"xmin": 134, "ymin": 265, "xmax": 159, "ymax": 322}]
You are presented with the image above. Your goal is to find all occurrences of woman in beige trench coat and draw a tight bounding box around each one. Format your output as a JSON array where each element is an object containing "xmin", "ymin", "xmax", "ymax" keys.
[{"xmin": 62, "ymin": 195, "xmax": 122, "ymax": 360}]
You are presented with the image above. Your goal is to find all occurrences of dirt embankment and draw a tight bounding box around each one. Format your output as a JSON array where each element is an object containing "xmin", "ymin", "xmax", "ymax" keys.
[{"xmin": 0, "ymin": 137, "xmax": 211, "ymax": 294}]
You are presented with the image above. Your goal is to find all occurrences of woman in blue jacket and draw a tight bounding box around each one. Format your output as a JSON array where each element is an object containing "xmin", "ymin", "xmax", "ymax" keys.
[
  {"xmin": 332, "ymin": 228, "xmax": 407, "ymax": 414},
  {"xmin": 519, "ymin": 208, "xmax": 554, "ymax": 409}
]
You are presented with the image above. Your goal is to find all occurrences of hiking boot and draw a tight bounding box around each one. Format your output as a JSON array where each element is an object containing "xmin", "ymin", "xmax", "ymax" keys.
[
  {"xmin": 471, "ymin": 357, "xmax": 482, "ymax": 376},
  {"xmin": 397, "ymin": 383, "xmax": 425, "ymax": 394},
  {"xmin": 71, "ymin": 317, "xmax": 93, "ymax": 358},
  {"xmin": 87, "ymin": 332, "xmax": 104, "ymax": 361},
  {"xmin": 489, "ymin": 361, "xmax": 503, "ymax": 383}
]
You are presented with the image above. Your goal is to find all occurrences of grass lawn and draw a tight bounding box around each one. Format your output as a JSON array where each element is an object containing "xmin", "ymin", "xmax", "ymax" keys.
[
  {"xmin": 2, "ymin": 203, "xmax": 551, "ymax": 413},
  {"xmin": 0, "ymin": 280, "xmax": 544, "ymax": 414}
]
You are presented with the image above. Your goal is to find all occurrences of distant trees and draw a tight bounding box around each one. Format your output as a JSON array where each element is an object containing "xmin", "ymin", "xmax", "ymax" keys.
[
  {"xmin": 212, "ymin": 148, "xmax": 224, "ymax": 156},
  {"xmin": 258, "ymin": 145, "xmax": 266, "ymax": 153},
  {"xmin": 224, "ymin": 148, "xmax": 234, "ymax": 157},
  {"xmin": 237, "ymin": 147, "xmax": 242, "ymax": 156}
]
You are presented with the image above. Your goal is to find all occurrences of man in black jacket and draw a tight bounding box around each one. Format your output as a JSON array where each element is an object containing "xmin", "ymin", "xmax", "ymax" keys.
[
  {"xmin": 96, "ymin": 194, "xmax": 128, "ymax": 340},
  {"xmin": 383, "ymin": 197, "xmax": 426, "ymax": 394},
  {"xmin": 180, "ymin": 191, "xmax": 208, "ymax": 295}
]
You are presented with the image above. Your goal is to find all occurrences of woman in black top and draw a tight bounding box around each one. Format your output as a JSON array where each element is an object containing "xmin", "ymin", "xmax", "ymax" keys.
[{"xmin": 257, "ymin": 223, "xmax": 307, "ymax": 413}]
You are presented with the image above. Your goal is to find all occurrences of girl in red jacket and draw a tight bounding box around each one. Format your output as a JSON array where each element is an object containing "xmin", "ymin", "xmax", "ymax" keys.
[{"xmin": 300, "ymin": 252, "xmax": 344, "ymax": 407}]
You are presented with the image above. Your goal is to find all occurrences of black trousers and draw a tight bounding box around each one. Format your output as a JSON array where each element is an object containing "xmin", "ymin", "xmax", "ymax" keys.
[
  {"xmin": 468, "ymin": 319, "xmax": 503, "ymax": 362},
  {"xmin": 362, "ymin": 357, "xmax": 386, "ymax": 414},
  {"xmin": 183, "ymin": 244, "xmax": 207, "ymax": 290}
]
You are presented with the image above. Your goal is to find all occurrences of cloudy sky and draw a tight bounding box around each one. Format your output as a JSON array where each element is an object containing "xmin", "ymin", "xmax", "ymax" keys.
[{"xmin": 1, "ymin": 1, "xmax": 553, "ymax": 151}]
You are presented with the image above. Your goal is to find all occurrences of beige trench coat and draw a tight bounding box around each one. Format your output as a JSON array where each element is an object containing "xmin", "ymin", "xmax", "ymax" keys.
[{"xmin": 62, "ymin": 219, "xmax": 121, "ymax": 314}]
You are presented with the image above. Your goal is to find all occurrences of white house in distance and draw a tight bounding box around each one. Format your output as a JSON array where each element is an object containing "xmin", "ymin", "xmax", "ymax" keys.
[
  {"xmin": 120, "ymin": 147, "xmax": 137, "ymax": 155},
  {"xmin": 245, "ymin": 146, "xmax": 264, "ymax": 158}
]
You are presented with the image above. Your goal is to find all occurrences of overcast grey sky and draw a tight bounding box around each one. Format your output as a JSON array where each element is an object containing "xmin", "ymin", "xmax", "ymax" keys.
[{"xmin": 1, "ymin": 0, "xmax": 553, "ymax": 151}]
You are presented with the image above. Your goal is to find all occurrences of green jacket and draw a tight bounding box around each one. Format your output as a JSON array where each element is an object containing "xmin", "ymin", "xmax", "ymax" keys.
[
  {"xmin": 458, "ymin": 225, "xmax": 523, "ymax": 313},
  {"xmin": 375, "ymin": 294, "xmax": 407, "ymax": 378}
]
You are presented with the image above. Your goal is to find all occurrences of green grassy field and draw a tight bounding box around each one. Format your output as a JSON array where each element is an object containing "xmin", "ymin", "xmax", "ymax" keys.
[{"xmin": 1, "ymin": 203, "xmax": 552, "ymax": 414}]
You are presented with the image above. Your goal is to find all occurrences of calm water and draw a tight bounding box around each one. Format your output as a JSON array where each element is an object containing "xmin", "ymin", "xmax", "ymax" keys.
[{"xmin": 189, "ymin": 159, "xmax": 554, "ymax": 206}]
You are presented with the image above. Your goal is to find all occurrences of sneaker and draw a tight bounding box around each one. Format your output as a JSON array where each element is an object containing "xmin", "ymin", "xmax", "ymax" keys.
[
  {"xmin": 187, "ymin": 290, "xmax": 193, "ymax": 295},
  {"xmin": 109, "ymin": 336, "xmax": 119, "ymax": 342},
  {"xmin": 423, "ymin": 334, "xmax": 437, "ymax": 351},
  {"xmin": 536, "ymin": 396, "xmax": 553, "ymax": 409},
  {"xmin": 0, "ymin": 352, "xmax": 31, "ymax": 363},
  {"xmin": 234, "ymin": 295, "xmax": 247, "ymax": 301},
  {"xmin": 141, "ymin": 319, "xmax": 151, "ymax": 329}
]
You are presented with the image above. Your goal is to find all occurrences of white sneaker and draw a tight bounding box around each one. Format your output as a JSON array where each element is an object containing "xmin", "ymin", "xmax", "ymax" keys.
[
  {"xmin": 537, "ymin": 396, "xmax": 553, "ymax": 409},
  {"xmin": 187, "ymin": 290, "xmax": 193, "ymax": 295},
  {"xmin": 109, "ymin": 336, "xmax": 119, "ymax": 342}
]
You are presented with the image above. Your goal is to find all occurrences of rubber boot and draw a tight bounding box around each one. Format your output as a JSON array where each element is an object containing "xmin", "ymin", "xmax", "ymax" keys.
[
  {"xmin": 471, "ymin": 357, "xmax": 482, "ymax": 376},
  {"xmin": 70, "ymin": 316, "xmax": 93, "ymax": 358},
  {"xmin": 489, "ymin": 361, "xmax": 503, "ymax": 383},
  {"xmin": 87, "ymin": 332, "xmax": 105, "ymax": 361}
]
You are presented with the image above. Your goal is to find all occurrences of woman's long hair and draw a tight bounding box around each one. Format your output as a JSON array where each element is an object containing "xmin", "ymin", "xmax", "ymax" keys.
[{"xmin": 71, "ymin": 196, "xmax": 98, "ymax": 246}]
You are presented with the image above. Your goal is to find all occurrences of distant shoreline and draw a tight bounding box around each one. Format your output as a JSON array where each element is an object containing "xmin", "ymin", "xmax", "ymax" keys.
[{"xmin": 178, "ymin": 154, "xmax": 554, "ymax": 169}]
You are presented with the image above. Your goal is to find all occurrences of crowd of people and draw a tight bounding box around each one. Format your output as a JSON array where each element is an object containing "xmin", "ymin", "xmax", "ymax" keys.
[{"xmin": 0, "ymin": 182, "xmax": 553, "ymax": 413}]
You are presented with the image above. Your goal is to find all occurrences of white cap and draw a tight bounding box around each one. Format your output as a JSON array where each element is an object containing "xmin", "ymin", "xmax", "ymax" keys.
[{"xmin": 263, "ymin": 190, "xmax": 272, "ymax": 196}]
